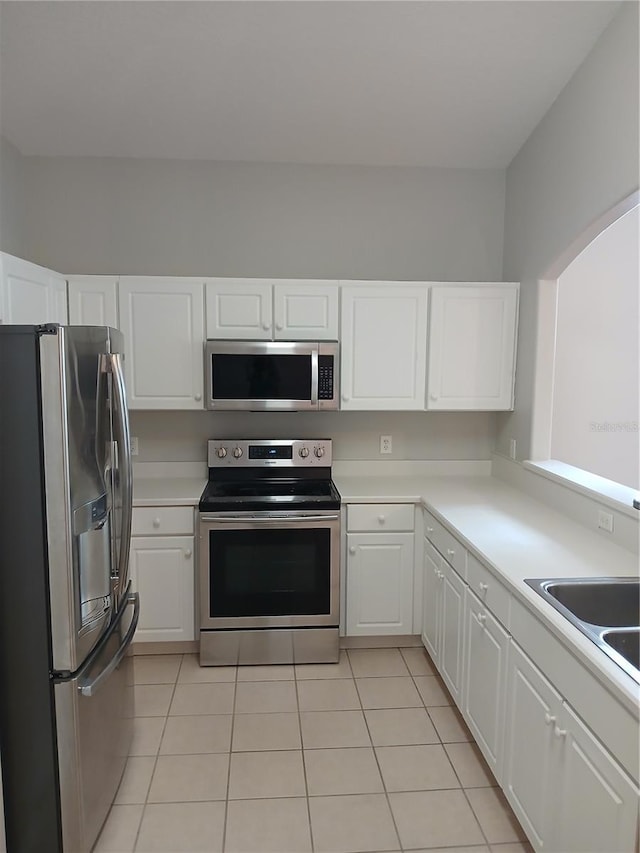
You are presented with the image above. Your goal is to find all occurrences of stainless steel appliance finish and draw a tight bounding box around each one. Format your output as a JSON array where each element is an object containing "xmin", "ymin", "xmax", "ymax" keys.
[
  {"xmin": 204, "ymin": 340, "xmax": 339, "ymax": 411},
  {"xmin": 199, "ymin": 439, "xmax": 340, "ymax": 665},
  {"xmin": 525, "ymin": 577, "xmax": 640, "ymax": 684},
  {"xmin": 0, "ymin": 324, "xmax": 138, "ymax": 853}
]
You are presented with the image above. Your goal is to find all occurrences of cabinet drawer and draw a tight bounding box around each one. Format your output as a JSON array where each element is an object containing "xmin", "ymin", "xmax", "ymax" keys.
[
  {"xmin": 423, "ymin": 509, "xmax": 466, "ymax": 578},
  {"xmin": 347, "ymin": 504, "xmax": 414, "ymax": 532},
  {"xmin": 467, "ymin": 552, "xmax": 510, "ymax": 627},
  {"xmin": 132, "ymin": 506, "xmax": 194, "ymax": 536}
]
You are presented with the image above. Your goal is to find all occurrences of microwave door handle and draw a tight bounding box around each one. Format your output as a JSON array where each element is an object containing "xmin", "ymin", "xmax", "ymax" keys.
[
  {"xmin": 311, "ymin": 348, "xmax": 319, "ymax": 406},
  {"xmin": 103, "ymin": 353, "xmax": 133, "ymax": 597}
]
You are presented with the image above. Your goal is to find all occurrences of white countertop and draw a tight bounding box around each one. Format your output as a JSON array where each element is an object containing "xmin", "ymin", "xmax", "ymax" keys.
[
  {"xmin": 133, "ymin": 477, "xmax": 205, "ymax": 507},
  {"xmin": 336, "ymin": 471, "xmax": 639, "ymax": 712},
  {"xmin": 131, "ymin": 466, "xmax": 639, "ymax": 711}
]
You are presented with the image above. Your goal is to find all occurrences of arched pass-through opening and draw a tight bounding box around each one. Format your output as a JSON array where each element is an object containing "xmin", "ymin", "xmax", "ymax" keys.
[{"xmin": 529, "ymin": 189, "xmax": 639, "ymax": 510}]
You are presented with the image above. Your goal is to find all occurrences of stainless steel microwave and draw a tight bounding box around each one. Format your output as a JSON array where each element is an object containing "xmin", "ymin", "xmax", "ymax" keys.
[{"xmin": 204, "ymin": 340, "xmax": 339, "ymax": 411}]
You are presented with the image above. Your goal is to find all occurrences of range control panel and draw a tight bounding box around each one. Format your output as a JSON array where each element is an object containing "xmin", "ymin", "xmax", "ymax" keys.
[{"xmin": 207, "ymin": 439, "xmax": 332, "ymax": 468}]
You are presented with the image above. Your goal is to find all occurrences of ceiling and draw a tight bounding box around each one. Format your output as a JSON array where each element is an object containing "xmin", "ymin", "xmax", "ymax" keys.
[{"xmin": 0, "ymin": 1, "xmax": 621, "ymax": 169}]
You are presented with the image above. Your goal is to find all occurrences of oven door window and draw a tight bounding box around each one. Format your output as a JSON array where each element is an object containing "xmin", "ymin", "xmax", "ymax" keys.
[{"xmin": 209, "ymin": 527, "xmax": 330, "ymax": 617}]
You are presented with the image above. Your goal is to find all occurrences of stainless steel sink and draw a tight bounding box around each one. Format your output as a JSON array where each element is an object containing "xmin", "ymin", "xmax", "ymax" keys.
[
  {"xmin": 602, "ymin": 628, "xmax": 640, "ymax": 670},
  {"xmin": 525, "ymin": 578, "xmax": 640, "ymax": 684}
]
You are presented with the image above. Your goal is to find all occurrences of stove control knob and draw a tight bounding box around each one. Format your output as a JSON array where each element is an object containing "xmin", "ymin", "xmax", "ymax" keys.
[
  {"xmin": 216, "ymin": 447, "xmax": 228, "ymax": 458},
  {"xmin": 233, "ymin": 446, "xmax": 244, "ymax": 459},
  {"xmin": 299, "ymin": 447, "xmax": 310, "ymax": 458},
  {"xmin": 314, "ymin": 446, "xmax": 325, "ymax": 459}
]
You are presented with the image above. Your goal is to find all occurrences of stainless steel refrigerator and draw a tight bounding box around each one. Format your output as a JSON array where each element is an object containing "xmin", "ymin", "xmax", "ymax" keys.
[{"xmin": 0, "ymin": 324, "xmax": 139, "ymax": 853}]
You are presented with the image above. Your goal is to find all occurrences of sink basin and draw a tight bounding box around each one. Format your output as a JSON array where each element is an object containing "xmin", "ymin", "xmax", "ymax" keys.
[
  {"xmin": 525, "ymin": 577, "xmax": 640, "ymax": 684},
  {"xmin": 542, "ymin": 579, "xmax": 639, "ymax": 627},
  {"xmin": 602, "ymin": 628, "xmax": 640, "ymax": 670}
]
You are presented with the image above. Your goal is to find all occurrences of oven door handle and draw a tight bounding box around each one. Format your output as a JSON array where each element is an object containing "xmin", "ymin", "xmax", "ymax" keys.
[{"xmin": 200, "ymin": 514, "xmax": 340, "ymax": 523}]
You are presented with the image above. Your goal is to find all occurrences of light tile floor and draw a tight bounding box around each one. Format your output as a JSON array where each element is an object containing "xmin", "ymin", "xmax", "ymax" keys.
[{"xmin": 95, "ymin": 647, "xmax": 533, "ymax": 853}]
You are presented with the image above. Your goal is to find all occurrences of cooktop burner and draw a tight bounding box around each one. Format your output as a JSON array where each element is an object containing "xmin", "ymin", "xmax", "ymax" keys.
[{"xmin": 198, "ymin": 439, "xmax": 341, "ymax": 512}]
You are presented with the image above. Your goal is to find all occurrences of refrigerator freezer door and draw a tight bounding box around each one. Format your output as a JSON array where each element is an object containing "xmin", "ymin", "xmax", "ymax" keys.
[
  {"xmin": 55, "ymin": 588, "xmax": 138, "ymax": 853},
  {"xmin": 41, "ymin": 326, "xmax": 117, "ymax": 671}
]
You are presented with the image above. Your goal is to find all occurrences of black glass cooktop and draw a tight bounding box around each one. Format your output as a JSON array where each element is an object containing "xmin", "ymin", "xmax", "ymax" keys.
[{"xmin": 199, "ymin": 478, "xmax": 341, "ymax": 512}]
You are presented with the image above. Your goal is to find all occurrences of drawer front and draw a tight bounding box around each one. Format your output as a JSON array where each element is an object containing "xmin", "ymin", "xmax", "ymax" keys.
[
  {"xmin": 132, "ymin": 506, "xmax": 195, "ymax": 536},
  {"xmin": 467, "ymin": 552, "xmax": 510, "ymax": 628},
  {"xmin": 347, "ymin": 503, "xmax": 414, "ymax": 532},
  {"xmin": 423, "ymin": 509, "xmax": 466, "ymax": 578}
]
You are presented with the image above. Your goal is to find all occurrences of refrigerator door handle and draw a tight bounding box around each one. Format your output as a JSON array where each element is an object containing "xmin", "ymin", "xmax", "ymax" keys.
[
  {"xmin": 78, "ymin": 592, "xmax": 139, "ymax": 698},
  {"xmin": 104, "ymin": 352, "xmax": 133, "ymax": 595}
]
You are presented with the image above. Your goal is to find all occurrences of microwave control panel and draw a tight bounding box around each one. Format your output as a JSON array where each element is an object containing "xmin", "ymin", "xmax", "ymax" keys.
[{"xmin": 318, "ymin": 355, "xmax": 335, "ymax": 401}]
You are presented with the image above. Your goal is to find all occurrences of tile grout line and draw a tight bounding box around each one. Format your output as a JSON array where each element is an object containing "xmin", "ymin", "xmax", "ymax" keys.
[
  {"xmin": 293, "ymin": 662, "xmax": 315, "ymax": 853},
  {"xmin": 221, "ymin": 660, "xmax": 239, "ymax": 853},
  {"xmin": 347, "ymin": 648, "xmax": 405, "ymax": 853},
  {"xmin": 131, "ymin": 654, "xmax": 184, "ymax": 853}
]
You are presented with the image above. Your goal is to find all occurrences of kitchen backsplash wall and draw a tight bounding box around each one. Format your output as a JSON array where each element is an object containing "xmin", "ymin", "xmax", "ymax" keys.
[{"xmin": 130, "ymin": 410, "xmax": 496, "ymax": 464}]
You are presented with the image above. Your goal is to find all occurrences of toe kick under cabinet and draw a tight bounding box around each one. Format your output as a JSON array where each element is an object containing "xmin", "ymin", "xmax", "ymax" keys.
[
  {"xmin": 129, "ymin": 505, "xmax": 196, "ymax": 643},
  {"xmin": 345, "ymin": 503, "xmax": 415, "ymax": 635}
]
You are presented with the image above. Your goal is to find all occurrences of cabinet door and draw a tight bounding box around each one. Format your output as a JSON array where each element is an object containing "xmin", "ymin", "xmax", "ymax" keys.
[
  {"xmin": 439, "ymin": 560, "xmax": 466, "ymax": 705},
  {"xmin": 119, "ymin": 277, "xmax": 204, "ymax": 409},
  {"xmin": 273, "ymin": 282, "xmax": 339, "ymax": 340},
  {"xmin": 463, "ymin": 590, "xmax": 509, "ymax": 781},
  {"xmin": 422, "ymin": 538, "xmax": 442, "ymax": 662},
  {"xmin": 553, "ymin": 703, "xmax": 639, "ymax": 853},
  {"xmin": 340, "ymin": 284, "xmax": 428, "ymax": 410},
  {"xmin": 129, "ymin": 536, "xmax": 195, "ymax": 642},
  {"xmin": 205, "ymin": 279, "xmax": 272, "ymax": 339},
  {"xmin": 1, "ymin": 253, "xmax": 65, "ymax": 324},
  {"xmin": 503, "ymin": 642, "xmax": 562, "ymax": 851},
  {"xmin": 427, "ymin": 284, "xmax": 518, "ymax": 410},
  {"xmin": 68, "ymin": 276, "xmax": 119, "ymax": 327},
  {"xmin": 346, "ymin": 533, "xmax": 414, "ymax": 635}
]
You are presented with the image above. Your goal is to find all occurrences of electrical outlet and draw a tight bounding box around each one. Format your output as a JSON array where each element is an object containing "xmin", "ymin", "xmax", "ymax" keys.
[
  {"xmin": 509, "ymin": 438, "xmax": 517, "ymax": 460},
  {"xmin": 380, "ymin": 435, "xmax": 392, "ymax": 455},
  {"xmin": 597, "ymin": 510, "xmax": 613, "ymax": 533},
  {"xmin": 130, "ymin": 436, "xmax": 139, "ymax": 456}
]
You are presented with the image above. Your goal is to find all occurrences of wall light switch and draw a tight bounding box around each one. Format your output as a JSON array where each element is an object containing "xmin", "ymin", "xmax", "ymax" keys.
[
  {"xmin": 130, "ymin": 436, "xmax": 139, "ymax": 456},
  {"xmin": 380, "ymin": 435, "xmax": 393, "ymax": 454}
]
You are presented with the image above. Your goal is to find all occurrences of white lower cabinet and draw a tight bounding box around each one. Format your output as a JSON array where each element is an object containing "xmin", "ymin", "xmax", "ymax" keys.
[
  {"xmin": 504, "ymin": 642, "xmax": 639, "ymax": 853},
  {"xmin": 503, "ymin": 641, "xmax": 564, "ymax": 849},
  {"xmin": 345, "ymin": 503, "xmax": 415, "ymax": 635},
  {"xmin": 129, "ymin": 506, "xmax": 195, "ymax": 643},
  {"xmin": 421, "ymin": 537, "xmax": 465, "ymax": 704},
  {"xmin": 346, "ymin": 532, "xmax": 414, "ymax": 634},
  {"xmin": 462, "ymin": 589, "xmax": 509, "ymax": 781}
]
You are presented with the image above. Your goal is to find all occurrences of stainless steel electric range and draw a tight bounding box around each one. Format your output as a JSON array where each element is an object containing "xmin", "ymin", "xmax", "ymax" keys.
[{"xmin": 198, "ymin": 439, "xmax": 341, "ymax": 665}]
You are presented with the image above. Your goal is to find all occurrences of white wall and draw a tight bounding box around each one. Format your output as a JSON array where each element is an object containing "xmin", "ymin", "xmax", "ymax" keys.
[
  {"xmin": 551, "ymin": 207, "xmax": 639, "ymax": 489},
  {"xmin": 130, "ymin": 409, "xmax": 496, "ymax": 466},
  {"xmin": 0, "ymin": 135, "xmax": 28, "ymax": 257},
  {"xmin": 21, "ymin": 158, "xmax": 505, "ymax": 280},
  {"xmin": 500, "ymin": 1, "xmax": 639, "ymax": 461}
]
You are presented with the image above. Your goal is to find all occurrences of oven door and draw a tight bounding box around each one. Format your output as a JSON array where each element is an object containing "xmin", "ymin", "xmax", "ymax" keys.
[{"xmin": 199, "ymin": 511, "xmax": 340, "ymax": 629}]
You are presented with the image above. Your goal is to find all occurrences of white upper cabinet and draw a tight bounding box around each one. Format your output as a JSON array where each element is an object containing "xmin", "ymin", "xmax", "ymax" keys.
[
  {"xmin": 273, "ymin": 282, "xmax": 339, "ymax": 340},
  {"xmin": 205, "ymin": 278, "xmax": 338, "ymax": 340},
  {"xmin": 119, "ymin": 277, "xmax": 205, "ymax": 409},
  {"xmin": 340, "ymin": 283, "xmax": 429, "ymax": 410},
  {"xmin": 67, "ymin": 276, "xmax": 119, "ymax": 328},
  {"xmin": 205, "ymin": 279, "xmax": 273, "ymax": 339},
  {"xmin": 426, "ymin": 284, "xmax": 518, "ymax": 410},
  {"xmin": 1, "ymin": 252, "xmax": 68, "ymax": 325}
]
